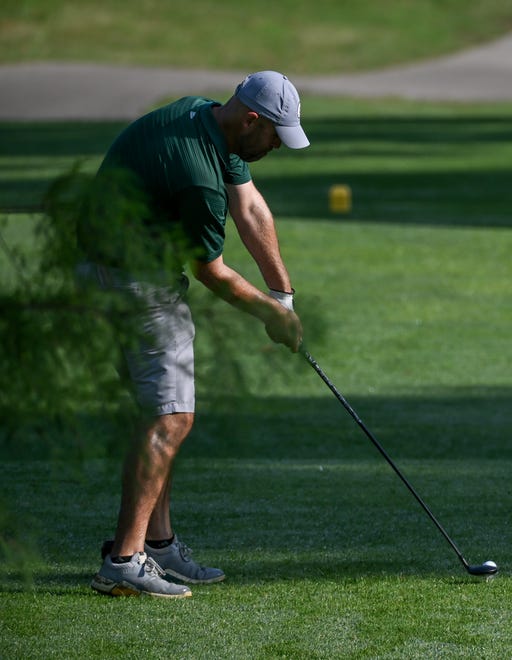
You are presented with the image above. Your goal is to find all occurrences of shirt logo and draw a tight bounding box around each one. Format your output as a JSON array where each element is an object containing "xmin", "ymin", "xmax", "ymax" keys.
[{"xmin": 190, "ymin": 111, "xmax": 196, "ymax": 119}]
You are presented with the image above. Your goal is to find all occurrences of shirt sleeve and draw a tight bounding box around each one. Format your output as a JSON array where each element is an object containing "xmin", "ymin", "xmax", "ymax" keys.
[
  {"xmin": 177, "ymin": 186, "xmax": 228, "ymax": 263},
  {"xmin": 224, "ymin": 154, "xmax": 251, "ymax": 185}
]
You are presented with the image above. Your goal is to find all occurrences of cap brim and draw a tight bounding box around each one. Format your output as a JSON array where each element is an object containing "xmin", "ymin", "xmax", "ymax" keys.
[{"xmin": 275, "ymin": 124, "xmax": 310, "ymax": 149}]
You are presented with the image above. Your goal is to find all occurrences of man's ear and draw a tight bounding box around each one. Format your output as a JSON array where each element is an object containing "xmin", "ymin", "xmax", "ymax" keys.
[{"xmin": 243, "ymin": 111, "xmax": 259, "ymax": 128}]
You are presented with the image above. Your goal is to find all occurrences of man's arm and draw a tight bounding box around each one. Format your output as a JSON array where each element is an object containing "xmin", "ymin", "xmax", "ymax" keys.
[
  {"xmin": 192, "ymin": 255, "xmax": 302, "ymax": 352},
  {"xmin": 227, "ymin": 180, "xmax": 293, "ymax": 294}
]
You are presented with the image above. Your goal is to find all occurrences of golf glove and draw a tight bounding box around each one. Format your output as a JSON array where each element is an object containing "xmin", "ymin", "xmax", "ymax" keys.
[{"xmin": 269, "ymin": 288, "xmax": 295, "ymax": 311}]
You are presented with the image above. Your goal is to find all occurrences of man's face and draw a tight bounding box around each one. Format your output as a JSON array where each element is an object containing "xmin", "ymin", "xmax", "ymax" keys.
[{"xmin": 237, "ymin": 115, "xmax": 282, "ymax": 162}]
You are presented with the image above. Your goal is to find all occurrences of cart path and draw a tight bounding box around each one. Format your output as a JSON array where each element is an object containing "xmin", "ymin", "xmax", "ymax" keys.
[{"xmin": 1, "ymin": 33, "xmax": 512, "ymax": 120}]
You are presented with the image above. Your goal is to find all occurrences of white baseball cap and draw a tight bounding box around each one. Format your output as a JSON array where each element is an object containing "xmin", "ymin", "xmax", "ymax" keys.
[{"xmin": 235, "ymin": 71, "xmax": 310, "ymax": 149}]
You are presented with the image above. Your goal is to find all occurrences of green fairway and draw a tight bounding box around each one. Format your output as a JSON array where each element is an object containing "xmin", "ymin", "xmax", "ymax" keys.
[
  {"xmin": 2, "ymin": 0, "xmax": 512, "ymax": 72},
  {"xmin": 1, "ymin": 97, "xmax": 512, "ymax": 657},
  {"xmin": 1, "ymin": 455, "xmax": 510, "ymax": 657}
]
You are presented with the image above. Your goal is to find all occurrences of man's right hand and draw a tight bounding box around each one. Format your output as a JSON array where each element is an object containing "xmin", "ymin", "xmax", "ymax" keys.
[
  {"xmin": 193, "ymin": 256, "xmax": 303, "ymax": 351},
  {"xmin": 265, "ymin": 308, "xmax": 303, "ymax": 353}
]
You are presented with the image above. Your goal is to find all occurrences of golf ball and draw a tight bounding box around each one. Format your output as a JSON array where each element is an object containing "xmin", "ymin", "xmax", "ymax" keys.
[{"xmin": 483, "ymin": 560, "xmax": 497, "ymax": 569}]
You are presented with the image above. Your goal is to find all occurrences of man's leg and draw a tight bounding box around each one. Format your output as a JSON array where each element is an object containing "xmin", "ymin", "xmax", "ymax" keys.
[
  {"xmin": 111, "ymin": 412, "xmax": 194, "ymax": 558},
  {"xmin": 91, "ymin": 412, "xmax": 194, "ymax": 598},
  {"xmin": 145, "ymin": 414, "xmax": 189, "ymax": 542},
  {"xmin": 146, "ymin": 469, "xmax": 174, "ymax": 542},
  {"xmin": 86, "ymin": 267, "xmax": 220, "ymax": 593}
]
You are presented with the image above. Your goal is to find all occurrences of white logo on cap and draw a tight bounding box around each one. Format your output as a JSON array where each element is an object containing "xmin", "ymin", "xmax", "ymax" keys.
[{"xmin": 297, "ymin": 102, "xmax": 301, "ymax": 120}]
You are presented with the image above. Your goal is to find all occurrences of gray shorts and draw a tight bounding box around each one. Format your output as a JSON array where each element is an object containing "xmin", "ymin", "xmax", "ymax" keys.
[{"xmin": 77, "ymin": 263, "xmax": 195, "ymax": 415}]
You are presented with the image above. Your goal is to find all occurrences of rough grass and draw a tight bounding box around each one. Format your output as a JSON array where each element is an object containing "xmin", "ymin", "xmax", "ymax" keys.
[{"xmin": 2, "ymin": 0, "xmax": 512, "ymax": 72}]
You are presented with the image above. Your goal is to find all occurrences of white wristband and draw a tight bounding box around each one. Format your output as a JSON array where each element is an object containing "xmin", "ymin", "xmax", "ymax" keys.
[{"xmin": 268, "ymin": 288, "xmax": 295, "ymax": 311}]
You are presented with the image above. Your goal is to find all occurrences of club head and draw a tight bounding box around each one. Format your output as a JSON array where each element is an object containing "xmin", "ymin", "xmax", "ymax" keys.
[{"xmin": 466, "ymin": 560, "xmax": 498, "ymax": 576}]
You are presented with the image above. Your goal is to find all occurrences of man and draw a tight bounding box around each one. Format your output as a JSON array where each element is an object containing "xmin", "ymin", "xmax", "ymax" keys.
[{"xmin": 82, "ymin": 71, "xmax": 309, "ymax": 598}]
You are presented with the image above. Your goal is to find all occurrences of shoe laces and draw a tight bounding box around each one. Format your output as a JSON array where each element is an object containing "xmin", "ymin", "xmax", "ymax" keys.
[
  {"xmin": 137, "ymin": 552, "xmax": 166, "ymax": 577},
  {"xmin": 176, "ymin": 540, "xmax": 193, "ymax": 563}
]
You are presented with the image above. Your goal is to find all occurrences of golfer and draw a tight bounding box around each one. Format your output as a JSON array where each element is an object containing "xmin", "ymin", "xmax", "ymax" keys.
[{"xmin": 81, "ymin": 71, "xmax": 309, "ymax": 598}]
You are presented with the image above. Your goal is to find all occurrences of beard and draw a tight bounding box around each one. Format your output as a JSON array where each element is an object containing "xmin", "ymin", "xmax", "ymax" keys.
[{"xmin": 235, "ymin": 134, "xmax": 272, "ymax": 162}]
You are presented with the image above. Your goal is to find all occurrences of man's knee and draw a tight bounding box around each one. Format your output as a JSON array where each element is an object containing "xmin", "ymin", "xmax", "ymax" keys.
[
  {"xmin": 150, "ymin": 412, "xmax": 194, "ymax": 455},
  {"xmin": 164, "ymin": 412, "xmax": 194, "ymax": 438}
]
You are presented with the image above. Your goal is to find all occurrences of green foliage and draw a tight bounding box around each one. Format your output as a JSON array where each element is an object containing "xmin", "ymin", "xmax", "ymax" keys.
[
  {"xmin": 0, "ymin": 166, "xmax": 147, "ymax": 452},
  {"xmin": 0, "ymin": 499, "xmax": 36, "ymax": 590},
  {"xmin": 0, "ymin": 160, "xmax": 324, "ymax": 456}
]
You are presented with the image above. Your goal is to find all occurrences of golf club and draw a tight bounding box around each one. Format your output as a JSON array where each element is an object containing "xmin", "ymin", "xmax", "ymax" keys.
[{"xmin": 300, "ymin": 346, "xmax": 498, "ymax": 577}]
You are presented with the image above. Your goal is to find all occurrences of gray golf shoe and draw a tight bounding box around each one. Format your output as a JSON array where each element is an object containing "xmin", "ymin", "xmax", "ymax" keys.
[
  {"xmin": 91, "ymin": 551, "xmax": 192, "ymax": 598},
  {"xmin": 145, "ymin": 535, "xmax": 225, "ymax": 584}
]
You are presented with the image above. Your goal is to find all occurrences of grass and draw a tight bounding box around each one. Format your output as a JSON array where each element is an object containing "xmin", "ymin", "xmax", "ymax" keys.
[
  {"xmin": 2, "ymin": 0, "xmax": 512, "ymax": 72},
  {"xmin": 1, "ymin": 456, "xmax": 511, "ymax": 657},
  {"xmin": 1, "ymin": 98, "xmax": 512, "ymax": 657}
]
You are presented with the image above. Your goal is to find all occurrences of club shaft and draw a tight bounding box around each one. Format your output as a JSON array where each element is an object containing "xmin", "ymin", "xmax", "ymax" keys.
[{"xmin": 301, "ymin": 348, "xmax": 469, "ymax": 571}]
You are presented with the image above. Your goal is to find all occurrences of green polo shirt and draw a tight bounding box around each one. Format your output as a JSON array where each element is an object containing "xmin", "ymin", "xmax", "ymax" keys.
[{"xmin": 79, "ymin": 96, "xmax": 251, "ymax": 270}]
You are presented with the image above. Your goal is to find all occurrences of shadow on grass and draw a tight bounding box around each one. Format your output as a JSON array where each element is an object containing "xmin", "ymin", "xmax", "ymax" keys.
[
  {"xmin": 256, "ymin": 169, "xmax": 512, "ymax": 228},
  {"xmin": 0, "ymin": 121, "xmax": 126, "ymax": 211},
  {"xmin": 0, "ymin": 556, "xmax": 493, "ymax": 594},
  {"xmin": 1, "ymin": 387, "xmax": 511, "ymax": 461},
  {"xmin": 0, "ymin": 121, "xmax": 127, "ymax": 156},
  {"xmin": 0, "ymin": 552, "xmax": 464, "ymax": 594},
  {"xmin": 254, "ymin": 115, "xmax": 512, "ymax": 228},
  {"xmin": 2, "ymin": 116, "xmax": 512, "ymax": 227},
  {"xmin": 219, "ymin": 560, "xmax": 447, "ymax": 585},
  {"xmin": 1, "ymin": 387, "xmax": 509, "ymax": 592},
  {"xmin": 0, "ymin": 571, "xmax": 93, "ymax": 595},
  {"xmin": 190, "ymin": 387, "xmax": 512, "ymax": 461}
]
